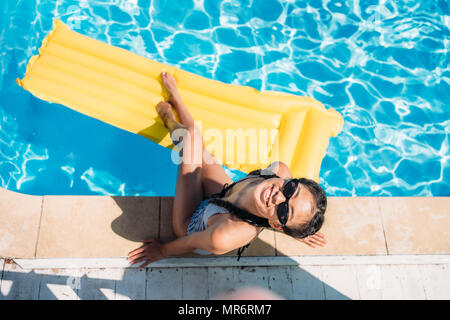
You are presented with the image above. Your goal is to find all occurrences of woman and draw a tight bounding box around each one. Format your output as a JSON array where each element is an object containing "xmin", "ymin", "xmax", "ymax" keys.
[{"xmin": 127, "ymin": 72, "xmax": 327, "ymax": 268}]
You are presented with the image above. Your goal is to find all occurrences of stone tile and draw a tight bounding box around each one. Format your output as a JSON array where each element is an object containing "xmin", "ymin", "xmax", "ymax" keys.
[
  {"xmin": 115, "ymin": 268, "xmax": 146, "ymax": 300},
  {"xmin": 275, "ymin": 197, "xmax": 387, "ymax": 256},
  {"xmin": 237, "ymin": 228, "xmax": 276, "ymax": 257},
  {"xmin": 267, "ymin": 266, "xmax": 293, "ymax": 299},
  {"xmin": 110, "ymin": 196, "xmax": 160, "ymax": 243},
  {"xmin": 0, "ymin": 188, "xmax": 42, "ymax": 258},
  {"xmin": 182, "ymin": 267, "xmax": 209, "ymax": 299},
  {"xmin": 379, "ymin": 197, "xmax": 450, "ymax": 254},
  {"xmin": 35, "ymin": 268, "xmax": 82, "ymax": 300},
  {"xmin": 234, "ymin": 266, "xmax": 269, "ymax": 290},
  {"xmin": 420, "ymin": 264, "xmax": 450, "ymax": 300},
  {"xmin": 379, "ymin": 265, "xmax": 426, "ymax": 300},
  {"xmin": 322, "ymin": 265, "xmax": 359, "ymax": 300},
  {"xmin": 207, "ymin": 267, "xmax": 235, "ymax": 298},
  {"xmin": 1, "ymin": 262, "xmax": 40, "ymax": 300},
  {"xmin": 159, "ymin": 197, "xmax": 175, "ymax": 243},
  {"xmin": 291, "ymin": 265, "xmax": 325, "ymax": 300},
  {"xmin": 78, "ymin": 268, "xmax": 122, "ymax": 300},
  {"xmin": 147, "ymin": 268, "xmax": 183, "ymax": 299},
  {"xmin": 36, "ymin": 196, "xmax": 159, "ymax": 258},
  {"xmin": 355, "ymin": 265, "xmax": 382, "ymax": 300}
]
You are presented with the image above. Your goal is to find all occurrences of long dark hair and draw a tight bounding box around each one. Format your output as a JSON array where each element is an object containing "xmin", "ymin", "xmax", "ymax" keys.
[{"xmin": 283, "ymin": 177, "xmax": 327, "ymax": 239}]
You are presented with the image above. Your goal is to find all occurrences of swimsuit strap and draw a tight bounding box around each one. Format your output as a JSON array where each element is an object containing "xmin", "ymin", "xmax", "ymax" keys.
[
  {"xmin": 237, "ymin": 243, "xmax": 250, "ymax": 261},
  {"xmin": 212, "ymin": 171, "xmax": 279, "ymax": 199},
  {"xmin": 211, "ymin": 171, "xmax": 280, "ymax": 261}
]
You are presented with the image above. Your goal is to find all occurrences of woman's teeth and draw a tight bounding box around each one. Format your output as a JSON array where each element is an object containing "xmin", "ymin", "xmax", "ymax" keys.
[{"xmin": 264, "ymin": 185, "xmax": 272, "ymax": 207}]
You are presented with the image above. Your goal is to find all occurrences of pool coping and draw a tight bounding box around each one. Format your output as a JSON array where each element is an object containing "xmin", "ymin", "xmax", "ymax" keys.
[
  {"xmin": 12, "ymin": 254, "xmax": 450, "ymax": 269},
  {"xmin": 1, "ymin": 187, "xmax": 449, "ymax": 264}
]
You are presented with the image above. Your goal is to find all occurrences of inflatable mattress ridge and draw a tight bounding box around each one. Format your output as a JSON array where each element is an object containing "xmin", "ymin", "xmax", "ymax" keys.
[{"xmin": 16, "ymin": 18, "xmax": 344, "ymax": 181}]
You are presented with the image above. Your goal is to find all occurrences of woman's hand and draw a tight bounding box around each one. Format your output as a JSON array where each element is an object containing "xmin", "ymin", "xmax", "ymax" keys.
[
  {"xmin": 299, "ymin": 232, "xmax": 327, "ymax": 248},
  {"xmin": 127, "ymin": 238, "xmax": 166, "ymax": 269}
]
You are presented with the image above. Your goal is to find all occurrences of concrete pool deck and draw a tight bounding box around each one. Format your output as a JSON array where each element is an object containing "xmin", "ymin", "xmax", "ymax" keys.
[
  {"xmin": 1, "ymin": 187, "xmax": 449, "ymax": 300},
  {"xmin": 1, "ymin": 187, "xmax": 449, "ymax": 261},
  {"xmin": 2, "ymin": 256, "xmax": 449, "ymax": 300}
]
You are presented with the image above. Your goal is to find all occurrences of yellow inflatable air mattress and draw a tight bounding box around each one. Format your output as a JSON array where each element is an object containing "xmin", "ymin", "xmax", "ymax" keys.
[{"xmin": 17, "ymin": 19, "xmax": 343, "ymax": 181}]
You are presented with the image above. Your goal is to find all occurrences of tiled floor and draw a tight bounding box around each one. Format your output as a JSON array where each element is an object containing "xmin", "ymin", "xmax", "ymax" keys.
[
  {"xmin": 0, "ymin": 190, "xmax": 42, "ymax": 258},
  {"xmin": 275, "ymin": 197, "xmax": 387, "ymax": 256},
  {"xmin": 1, "ymin": 258, "xmax": 449, "ymax": 300},
  {"xmin": 1, "ymin": 187, "xmax": 449, "ymax": 259},
  {"xmin": 37, "ymin": 195, "xmax": 160, "ymax": 258},
  {"xmin": 1, "ymin": 188, "xmax": 449, "ymax": 300},
  {"xmin": 379, "ymin": 197, "xmax": 450, "ymax": 254}
]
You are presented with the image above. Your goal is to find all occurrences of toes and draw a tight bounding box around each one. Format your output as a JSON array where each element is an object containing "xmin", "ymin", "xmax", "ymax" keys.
[
  {"xmin": 161, "ymin": 71, "xmax": 169, "ymax": 83},
  {"xmin": 160, "ymin": 72, "xmax": 167, "ymax": 86},
  {"xmin": 156, "ymin": 102, "xmax": 175, "ymax": 120},
  {"xmin": 157, "ymin": 101, "xmax": 170, "ymax": 108},
  {"xmin": 156, "ymin": 101, "xmax": 169, "ymax": 114},
  {"xmin": 161, "ymin": 71, "xmax": 176, "ymax": 86},
  {"xmin": 156, "ymin": 101, "xmax": 165, "ymax": 110}
]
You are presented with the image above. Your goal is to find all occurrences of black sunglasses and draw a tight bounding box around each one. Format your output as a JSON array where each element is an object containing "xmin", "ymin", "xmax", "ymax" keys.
[{"xmin": 277, "ymin": 179, "xmax": 300, "ymax": 228}]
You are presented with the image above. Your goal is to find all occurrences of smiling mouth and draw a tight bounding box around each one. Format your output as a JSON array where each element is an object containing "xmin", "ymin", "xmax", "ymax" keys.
[{"xmin": 262, "ymin": 184, "xmax": 273, "ymax": 207}]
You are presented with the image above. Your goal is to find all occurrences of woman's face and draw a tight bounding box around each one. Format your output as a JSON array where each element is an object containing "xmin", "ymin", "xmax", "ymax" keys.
[{"xmin": 252, "ymin": 177, "xmax": 315, "ymax": 231}]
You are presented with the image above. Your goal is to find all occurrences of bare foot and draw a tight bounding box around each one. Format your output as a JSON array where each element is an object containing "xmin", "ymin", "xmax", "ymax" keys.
[
  {"xmin": 161, "ymin": 72, "xmax": 181, "ymax": 104},
  {"xmin": 156, "ymin": 101, "xmax": 186, "ymax": 148},
  {"xmin": 156, "ymin": 101, "xmax": 176, "ymax": 129}
]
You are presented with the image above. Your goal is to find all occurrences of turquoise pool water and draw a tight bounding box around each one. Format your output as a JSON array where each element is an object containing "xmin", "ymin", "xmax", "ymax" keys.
[{"xmin": 0, "ymin": 0, "xmax": 448, "ymax": 196}]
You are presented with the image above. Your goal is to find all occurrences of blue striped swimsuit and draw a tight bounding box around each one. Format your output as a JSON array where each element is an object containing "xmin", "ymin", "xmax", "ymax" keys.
[
  {"xmin": 186, "ymin": 173, "xmax": 277, "ymax": 257},
  {"xmin": 187, "ymin": 199, "xmax": 229, "ymax": 255}
]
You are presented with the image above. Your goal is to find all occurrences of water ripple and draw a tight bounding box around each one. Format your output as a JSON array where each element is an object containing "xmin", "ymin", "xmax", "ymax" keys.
[{"xmin": 0, "ymin": 0, "xmax": 448, "ymax": 196}]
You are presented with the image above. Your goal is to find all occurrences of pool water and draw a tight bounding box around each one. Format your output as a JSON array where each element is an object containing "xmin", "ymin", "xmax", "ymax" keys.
[{"xmin": 0, "ymin": 0, "xmax": 448, "ymax": 196}]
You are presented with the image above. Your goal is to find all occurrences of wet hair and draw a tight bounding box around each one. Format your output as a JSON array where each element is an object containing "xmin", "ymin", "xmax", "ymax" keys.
[{"xmin": 209, "ymin": 171, "xmax": 327, "ymax": 239}]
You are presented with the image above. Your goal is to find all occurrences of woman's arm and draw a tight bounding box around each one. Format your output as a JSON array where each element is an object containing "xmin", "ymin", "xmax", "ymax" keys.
[
  {"xmin": 127, "ymin": 229, "xmax": 226, "ymax": 268},
  {"xmin": 162, "ymin": 230, "xmax": 224, "ymax": 256}
]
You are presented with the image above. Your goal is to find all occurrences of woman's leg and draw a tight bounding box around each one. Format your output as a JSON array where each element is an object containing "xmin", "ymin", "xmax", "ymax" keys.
[
  {"xmin": 157, "ymin": 99, "xmax": 204, "ymax": 238},
  {"xmin": 200, "ymin": 149, "xmax": 233, "ymax": 198},
  {"xmin": 161, "ymin": 72, "xmax": 233, "ymax": 199}
]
